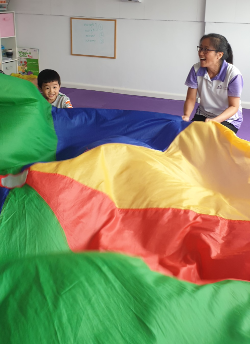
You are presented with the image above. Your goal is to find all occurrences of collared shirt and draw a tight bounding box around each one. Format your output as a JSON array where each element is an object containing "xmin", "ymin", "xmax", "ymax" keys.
[
  {"xmin": 185, "ymin": 60, "xmax": 243, "ymax": 129},
  {"xmin": 51, "ymin": 92, "xmax": 73, "ymax": 109}
]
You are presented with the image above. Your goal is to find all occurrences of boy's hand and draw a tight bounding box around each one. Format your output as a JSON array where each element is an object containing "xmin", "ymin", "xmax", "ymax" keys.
[{"xmin": 182, "ymin": 115, "xmax": 190, "ymax": 122}]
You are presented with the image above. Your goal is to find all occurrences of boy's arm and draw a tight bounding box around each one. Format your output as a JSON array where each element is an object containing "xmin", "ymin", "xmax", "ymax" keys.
[{"xmin": 63, "ymin": 96, "xmax": 73, "ymax": 109}]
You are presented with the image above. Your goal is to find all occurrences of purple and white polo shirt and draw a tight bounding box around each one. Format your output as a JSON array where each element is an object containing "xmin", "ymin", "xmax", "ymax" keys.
[{"xmin": 185, "ymin": 60, "xmax": 243, "ymax": 129}]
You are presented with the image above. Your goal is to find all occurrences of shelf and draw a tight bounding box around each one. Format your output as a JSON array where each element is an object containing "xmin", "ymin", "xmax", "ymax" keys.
[
  {"xmin": 0, "ymin": 11, "xmax": 18, "ymax": 73},
  {"xmin": 2, "ymin": 58, "xmax": 17, "ymax": 63}
]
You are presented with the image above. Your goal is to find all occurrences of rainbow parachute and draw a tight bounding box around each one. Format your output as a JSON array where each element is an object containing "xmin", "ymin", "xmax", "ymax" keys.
[{"xmin": 1, "ymin": 74, "xmax": 250, "ymax": 343}]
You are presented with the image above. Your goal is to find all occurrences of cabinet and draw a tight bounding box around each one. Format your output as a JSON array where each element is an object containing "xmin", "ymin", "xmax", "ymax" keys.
[{"xmin": 0, "ymin": 11, "xmax": 18, "ymax": 75}]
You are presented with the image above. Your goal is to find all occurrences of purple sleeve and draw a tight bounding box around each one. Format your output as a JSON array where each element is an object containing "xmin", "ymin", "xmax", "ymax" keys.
[
  {"xmin": 185, "ymin": 66, "xmax": 198, "ymax": 89},
  {"xmin": 228, "ymin": 75, "xmax": 243, "ymax": 97}
]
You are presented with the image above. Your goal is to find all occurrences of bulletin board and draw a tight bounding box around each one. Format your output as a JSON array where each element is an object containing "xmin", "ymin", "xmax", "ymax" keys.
[{"xmin": 70, "ymin": 18, "xmax": 116, "ymax": 59}]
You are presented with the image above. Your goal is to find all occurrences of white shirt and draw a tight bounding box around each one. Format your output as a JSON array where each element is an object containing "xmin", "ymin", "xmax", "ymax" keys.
[{"xmin": 185, "ymin": 60, "xmax": 243, "ymax": 129}]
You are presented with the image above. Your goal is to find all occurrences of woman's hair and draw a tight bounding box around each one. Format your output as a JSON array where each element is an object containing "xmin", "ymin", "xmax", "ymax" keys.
[{"xmin": 200, "ymin": 33, "xmax": 233, "ymax": 64}]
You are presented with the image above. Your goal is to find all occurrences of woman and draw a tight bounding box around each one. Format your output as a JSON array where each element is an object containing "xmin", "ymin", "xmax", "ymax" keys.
[{"xmin": 182, "ymin": 33, "xmax": 243, "ymax": 133}]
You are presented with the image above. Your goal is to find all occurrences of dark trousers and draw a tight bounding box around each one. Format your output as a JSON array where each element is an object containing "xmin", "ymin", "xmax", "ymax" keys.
[{"xmin": 192, "ymin": 114, "xmax": 238, "ymax": 134}]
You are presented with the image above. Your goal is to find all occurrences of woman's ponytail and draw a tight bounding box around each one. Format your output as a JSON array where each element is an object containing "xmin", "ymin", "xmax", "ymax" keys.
[{"xmin": 226, "ymin": 43, "xmax": 233, "ymax": 64}]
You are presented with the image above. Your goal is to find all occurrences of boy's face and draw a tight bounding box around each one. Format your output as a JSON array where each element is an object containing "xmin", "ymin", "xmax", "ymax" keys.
[{"xmin": 41, "ymin": 81, "xmax": 60, "ymax": 103}]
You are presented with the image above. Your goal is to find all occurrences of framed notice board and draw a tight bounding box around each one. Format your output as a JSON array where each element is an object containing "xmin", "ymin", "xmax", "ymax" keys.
[{"xmin": 70, "ymin": 18, "xmax": 116, "ymax": 59}]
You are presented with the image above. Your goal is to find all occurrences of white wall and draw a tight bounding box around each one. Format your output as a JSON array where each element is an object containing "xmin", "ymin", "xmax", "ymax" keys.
[
  {"xmin": 205, "ymin": 22, "xmax": 250, "ymax": 106},
  {"xmin": 205, "ymin": 0, "xmax": 250, "ymax": 107},
  {"xmin": 8, "ymin": 0, "xmax": 250, "ymax": 106},
  {"xmin": 8, "ymin": 0, "xmax": 206, "ymax": 101},
  {"xmin": 205, "ymin": 0, "xmax": 250, "ymax": 24}
]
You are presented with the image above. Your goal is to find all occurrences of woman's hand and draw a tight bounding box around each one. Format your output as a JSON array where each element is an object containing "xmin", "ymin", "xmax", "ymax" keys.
[
  {"xmin": 210, "ymin": 97, "xmax": 240, "ymax": 123},
  {"xmin": 182, "ymin": 115, "xmax": 190, "ymax": 122}
]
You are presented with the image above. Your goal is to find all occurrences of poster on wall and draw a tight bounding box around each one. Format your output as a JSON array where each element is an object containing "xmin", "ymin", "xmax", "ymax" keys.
[
  {"xmin": 0, "ymin": 0, "xmax": 8, "ymax": 11},
  {"xmin": 17, "ymin": 48, "xmax": 39, "ymax": 75}
]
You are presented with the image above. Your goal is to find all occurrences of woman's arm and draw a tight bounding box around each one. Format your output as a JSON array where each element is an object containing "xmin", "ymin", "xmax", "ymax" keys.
[
  {"xmin": 182, "ymin": 87, "xmax": 197, "ymax": 121},
  {"xmin": 205, "ymin": 96, "xmax": 240, "ymax": 123}
]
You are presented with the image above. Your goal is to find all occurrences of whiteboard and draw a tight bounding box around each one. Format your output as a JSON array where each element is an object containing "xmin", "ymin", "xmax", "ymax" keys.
[{"xmin": 71, "ymin": 18, "xmax": 116, "ymax": 59}]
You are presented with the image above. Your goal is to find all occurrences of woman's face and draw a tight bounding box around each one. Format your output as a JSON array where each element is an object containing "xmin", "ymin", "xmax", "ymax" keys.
[{"xmin": 198, "ymin": 38, "xmax": 223, "ymax": 70}]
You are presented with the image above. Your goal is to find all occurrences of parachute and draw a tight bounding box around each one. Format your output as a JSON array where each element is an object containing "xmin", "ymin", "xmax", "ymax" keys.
[{"xmin": 1, "ymin": 74, "xmax": 250, "ymax": 343}]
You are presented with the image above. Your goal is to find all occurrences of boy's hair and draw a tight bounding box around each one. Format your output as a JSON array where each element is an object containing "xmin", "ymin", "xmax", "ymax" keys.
[{"xmin": 38, "ymin": 69, "xmax": 61, "ymax": 88}]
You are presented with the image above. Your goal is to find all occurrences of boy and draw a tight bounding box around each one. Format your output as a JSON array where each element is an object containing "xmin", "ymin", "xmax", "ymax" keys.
[{"xmin": 38, "ymin": 69, "xmax": 73, "ymax": 108}]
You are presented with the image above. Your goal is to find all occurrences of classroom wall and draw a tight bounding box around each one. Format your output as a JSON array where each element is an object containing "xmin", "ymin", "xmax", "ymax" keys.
[
  {"xmin": 8, "ymin": 0, "xmax": 205, "ymax": 103},
  {"xmin": 205, "ymin": 0, "xmax": 250, "ymax": 107},
  {"xmin": 9, "ymin": 0, "xmax": 250, "ymax": 107}
]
